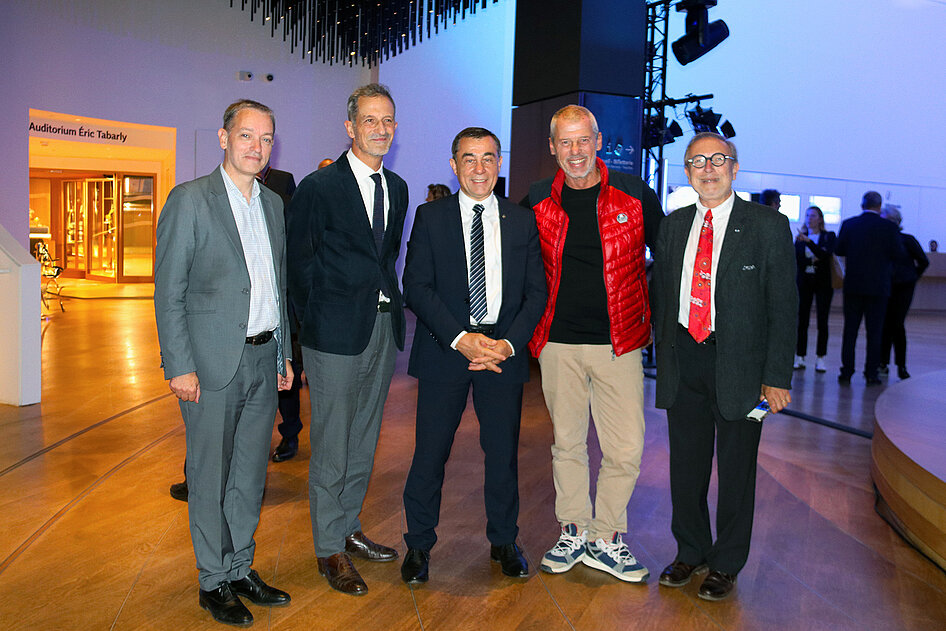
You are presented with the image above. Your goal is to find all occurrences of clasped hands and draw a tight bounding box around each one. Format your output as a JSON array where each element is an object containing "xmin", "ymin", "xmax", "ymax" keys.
[{"xmin": 456, "ymin": 332, "xmax": 512, "ymax": 374}]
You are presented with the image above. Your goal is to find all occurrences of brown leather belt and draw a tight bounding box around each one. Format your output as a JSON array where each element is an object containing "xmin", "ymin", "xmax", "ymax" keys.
[{"xmin": 245, "ymin": 330, "xmax": 274, "ymax": 345}]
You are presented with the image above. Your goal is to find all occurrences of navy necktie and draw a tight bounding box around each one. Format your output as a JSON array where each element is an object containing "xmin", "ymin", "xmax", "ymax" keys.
[
  {"xmin": 370, "ymin": 173, "xmax": 385, "ymax": 253},
  {"xmin": 469, "ymin": 203, "xmax": 487, "ymax": 323}
]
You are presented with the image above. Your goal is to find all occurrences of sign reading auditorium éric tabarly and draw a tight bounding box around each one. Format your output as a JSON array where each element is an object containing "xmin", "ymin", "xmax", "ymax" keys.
[{"xmin": 28, "ymin": 112, "xmax": 174, "ymax": 149}]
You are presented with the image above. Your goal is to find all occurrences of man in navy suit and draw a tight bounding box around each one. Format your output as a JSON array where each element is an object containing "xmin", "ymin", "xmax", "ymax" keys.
[
  {"xmin": 835, "ymin": 191, "xmax": 904, "ymax": 385},
  {"xmin": 287, "ymin": 84, "xmax": 409, "ymax": 595},
  {"xmin": 398, "ymin": 127, "xmax": 546, "ymax": 584}
]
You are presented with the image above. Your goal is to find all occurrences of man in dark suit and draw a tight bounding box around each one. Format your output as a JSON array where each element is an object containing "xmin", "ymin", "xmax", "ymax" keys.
[
  {"xmin": 154, "ymin": 99, "xmax": 293, "ymax": 626},
  {"xmin": 287, "ymin": 84, "xmax": 408, "ymax": 596},
  {"xmin": 652, "ymin": 132, "xmax": 797, "ymax": 601},
  {"xmin": 398, "ymin": 127, "xmax": 546, "ymax": 584},
  {"xmin": 835, "ymin": 191, "xmax": 904, "ymax": 385},
  {"xmin": 261, "ymin": 163, "xmax": 305, "ymax": 463}
]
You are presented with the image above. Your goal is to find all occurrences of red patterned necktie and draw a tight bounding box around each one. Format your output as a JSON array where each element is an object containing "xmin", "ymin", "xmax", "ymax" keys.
[{"xmin": 688, "ymin": 209, "xmax": 713, "ymax": 342}]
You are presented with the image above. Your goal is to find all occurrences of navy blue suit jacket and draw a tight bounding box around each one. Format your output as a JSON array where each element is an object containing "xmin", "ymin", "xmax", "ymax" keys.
[
  {"xmin": 403, "ymin": 194, "xmax": 547, "ymax": 384},
  {"xmin": 835, "ymin": 211, "xmax": 903, "ymax": 297},
  {"xmin": 286, "ymin": 152, "xmax": 409, "ymax": 354}
]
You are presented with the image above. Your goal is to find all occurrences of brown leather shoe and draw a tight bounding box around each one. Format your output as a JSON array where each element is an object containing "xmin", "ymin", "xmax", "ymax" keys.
[
  {"xmin": 698, "ymin": 570, "xmax": 737, "ymax": 601},
  {"xmin": 658, "ymin": 560, "xmax": 708, "ymax": 587},
  {"xmin": 345, "ymin": 530, "xmax": 398, "ymax": 562},
  {"xmin": 317, "ymin": 552, "xmax": 368, "ymax": 596}
]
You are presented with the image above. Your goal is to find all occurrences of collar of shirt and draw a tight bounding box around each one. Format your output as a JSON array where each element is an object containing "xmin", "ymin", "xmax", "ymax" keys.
[
  {"xmin": 220, "ymin": 164, "xmax": 261, "ymax": 203},
  {"xmin": 458, "ymin": 190, "xmax": 498, "ymax": 219},
  {"xmin": 345, "ymin": 150, "xmax": 388, "ymax": 228},
  {"xmin": 694, "ymin": 189, "xmax": 736, "ymax": 225}
]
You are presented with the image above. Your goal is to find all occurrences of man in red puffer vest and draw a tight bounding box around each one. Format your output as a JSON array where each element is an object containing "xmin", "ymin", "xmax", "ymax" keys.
[{"xmin": 524, "ymin": 105, "xmax": 663, "ymax": 584}]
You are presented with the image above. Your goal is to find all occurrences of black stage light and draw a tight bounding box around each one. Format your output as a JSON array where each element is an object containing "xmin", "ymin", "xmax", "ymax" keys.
[
  {"xmin": 719, "ymin": 120, "xmax": 736, "ymax": 138},
  {"xmin": 643, "ymin": 114, "xmax": 684, "ymax": 149},
  {"xmin": 687, "ymin": 105, "xmax": 721, "ymax": 134},
  {"xmin": 672, "ymin": 0, "xmax": 729, "ymax": 66}
]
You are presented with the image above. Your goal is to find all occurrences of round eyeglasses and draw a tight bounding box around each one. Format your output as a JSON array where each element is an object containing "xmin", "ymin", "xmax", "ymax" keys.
[{"xmin": 686, "ymin": 153, "xmax": 735, "ymax": 168}]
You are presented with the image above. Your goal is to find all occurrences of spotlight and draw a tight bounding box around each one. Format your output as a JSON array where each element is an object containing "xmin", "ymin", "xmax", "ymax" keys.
[
  {"xmin": 672, "ymin": 0, "xmax": 729, "ymax": 66},
  {"xmin": 643, "ymin": 114, "xmax": 684, "ymax": 149},
  {"xmin": 686, "ymin": 104, "xmax": 736, "ymax": 138}
]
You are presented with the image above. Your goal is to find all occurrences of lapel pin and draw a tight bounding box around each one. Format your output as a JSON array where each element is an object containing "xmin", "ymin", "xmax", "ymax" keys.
[{"xmin": 617, "ymin": 213, "xmax": 628, "ymax": 223}]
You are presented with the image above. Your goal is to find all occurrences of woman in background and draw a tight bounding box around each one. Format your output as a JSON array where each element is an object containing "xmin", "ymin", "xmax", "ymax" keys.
[
  {"xmin": 880, "ymin": 206, "xmax": 929, "ymax": 379},
  {"xmin": 794, "ymin": 205, "xmax": 836, "ymax": 372}
]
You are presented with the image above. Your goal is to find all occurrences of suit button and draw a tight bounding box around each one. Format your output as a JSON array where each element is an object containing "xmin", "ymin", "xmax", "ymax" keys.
[
  {"xmin": 239, "ymin": 323, "xmax": 246, "ymax": 329},
  {"xmin": 243, "ymin": 288, "xmax": 250, "ymax": 294}
]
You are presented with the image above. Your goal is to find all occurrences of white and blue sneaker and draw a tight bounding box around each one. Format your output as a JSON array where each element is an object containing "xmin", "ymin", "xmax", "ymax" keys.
[
  {"xmin": 581, "ymin": 533, "xmax": 650, "ymax": 583},
  {"xmin": 540, "ymin": 523, "xmax": 587, "ymax": 574}
]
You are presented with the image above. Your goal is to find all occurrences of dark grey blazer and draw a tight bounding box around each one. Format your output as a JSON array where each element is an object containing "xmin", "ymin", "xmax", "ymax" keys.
[
  {"xmin": 154, "ymin": 167, "xmax": 289, "ymax": 391},
  {"xmin": 652, "ymin": 195, "xmax": 798, "ymax": 420}
]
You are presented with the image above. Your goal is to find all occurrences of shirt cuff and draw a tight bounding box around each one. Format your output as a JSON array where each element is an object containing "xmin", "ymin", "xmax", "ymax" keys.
[{"xmin": 450, "ymin": 331, "xmax": 467, "ymax": 350}]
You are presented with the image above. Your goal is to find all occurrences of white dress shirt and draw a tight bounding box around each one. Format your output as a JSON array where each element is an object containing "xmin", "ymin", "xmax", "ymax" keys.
[
  {"xmin": 677, "ymin": 190, "xmax": 736, "ymax": 331},
  {"xmin": 449, "ymin": 191, "xmax": 514, "ymax": 355},
  {"xmin": 346, "ymin": 150, "xmax": 390, "ymax": 302},
  {"xmin": 220, "ymin": 165, "xmax": 279, "ymax": 337}
]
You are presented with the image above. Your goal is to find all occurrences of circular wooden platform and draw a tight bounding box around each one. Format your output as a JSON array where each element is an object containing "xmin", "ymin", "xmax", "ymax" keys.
[{"xmin": 871, "ymin": 370, "xmax": 946, "ymax": 571}]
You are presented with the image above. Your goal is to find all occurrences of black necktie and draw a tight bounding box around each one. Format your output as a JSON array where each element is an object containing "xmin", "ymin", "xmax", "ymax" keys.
[
  {"xmin": 469, "ymin": 203, "xmax": 487, "ymax": 323},
  {"xmin": 370, "ymin": 173, "xmax": 385, "ymax": 253}
]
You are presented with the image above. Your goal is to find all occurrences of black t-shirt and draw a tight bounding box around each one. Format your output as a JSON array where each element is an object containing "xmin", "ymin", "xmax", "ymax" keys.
[{"xmin": 548, "ymin": 183, "xmax": 611, "ymax": 344}]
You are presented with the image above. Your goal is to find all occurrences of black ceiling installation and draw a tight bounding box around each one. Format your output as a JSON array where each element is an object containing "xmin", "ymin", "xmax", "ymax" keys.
[{"xmin": 231, "ymin": 0, "xmax": 500, "ymax": 67}]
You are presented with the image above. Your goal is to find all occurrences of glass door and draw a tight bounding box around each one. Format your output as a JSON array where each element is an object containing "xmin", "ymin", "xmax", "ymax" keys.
[
  {"xmin": 119, "ymin": 175, "xmax": 154, "ymax": 280},
  {"xmin": 86, "ymin": 177, "xmax": 117, "ymax": 279},
  {"xmin": 63, "ymin": 180, "xmax": 86, "ymax": 272}
]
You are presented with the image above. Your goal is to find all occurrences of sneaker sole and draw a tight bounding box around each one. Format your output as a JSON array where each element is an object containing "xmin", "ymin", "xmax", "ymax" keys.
[
  {"xmin": 539, "ymin": 552, "xmax": 585, "ymax": 574},
  {"xmin": 580, "ymin": 554, "xmax": 649, "ymax": 583}
]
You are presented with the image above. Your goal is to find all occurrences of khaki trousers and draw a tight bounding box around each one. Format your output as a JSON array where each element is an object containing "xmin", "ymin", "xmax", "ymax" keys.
[{"xmin": 538, "ymin": 343, "xmax": 645, "ymax": 540}]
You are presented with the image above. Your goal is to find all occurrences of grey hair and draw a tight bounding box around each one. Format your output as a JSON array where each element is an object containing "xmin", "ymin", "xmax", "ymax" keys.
[
  {"xmin": 347, "ymin": 83, "xmax": 395, "ymax": 122},
  {"xmin": 684, "ymin": 132, "xmax": 738, "ymax": 163},
  {"xmin": 222, "ymin": 99, "xmax": 275, "ymax": 133},
  {"xmin": 880, "ymin": 205, "xmax": 902, "ymax": 227},
  {"xmin": 550, "ymin": 105, "xmax": 599, "ymax": 140}
]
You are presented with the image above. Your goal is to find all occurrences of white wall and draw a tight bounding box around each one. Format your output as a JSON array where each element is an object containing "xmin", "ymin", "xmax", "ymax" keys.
[
  {"xmin": 0, "ymin": 0, "xmax": 366, "ymax": 246},
  {"xmin": 378, "ymin": 0, "xmax": 517, "ymax": 274},
  {"xmin": 659, "ymin": 0, "xmax": 946, "ymax": 245}
]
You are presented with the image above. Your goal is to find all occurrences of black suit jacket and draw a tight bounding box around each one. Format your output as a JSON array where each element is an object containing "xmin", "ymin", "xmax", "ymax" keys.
[
  {"xmin": 287, "ymin": 152, "xmax": 409, "ymax": 354},
  {"xmin": 835, "ymin": 211, "xmax": 904, "ymax": 297},
  {"xmin": 794, "ymin": 230, "xmax": 836, "ymax": 289},
  {"xmin": 403, "ymin": 194, "xmax": 547, "ymax": 384},
  {"xmin": 652, "ymin": 196, "xmax": 797, "ymax": 420},
  {"xmin": 260, "ymin": 166, "xmax": 296, "ymax": 209}
]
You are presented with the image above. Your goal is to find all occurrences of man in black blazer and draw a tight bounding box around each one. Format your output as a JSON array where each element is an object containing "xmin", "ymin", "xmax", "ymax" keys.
[
  {"xmin": 652, "ymin": 133, "xmax": 797, "ymax": 601},
  {"xmin": 398, "ymin": 128, "xmax": 546, "ymax": 584},
  {"xmin": 287, "ymin": 84, "xmax": 408, "ymax": 596},
  {"xmin": 834, "ymin": 191, "xmax": 904, "ymax": 385}
]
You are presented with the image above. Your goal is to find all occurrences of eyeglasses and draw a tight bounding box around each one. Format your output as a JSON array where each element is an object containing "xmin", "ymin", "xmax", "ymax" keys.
[{"xmin": 686, "ymin": 153, "xmax": 735, "ymax": 168}]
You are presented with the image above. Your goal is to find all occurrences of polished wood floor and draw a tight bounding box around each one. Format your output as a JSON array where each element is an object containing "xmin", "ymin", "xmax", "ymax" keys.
[{"xmin": 2, "ymin": 295, "xmax": 945, "ymax": 630}]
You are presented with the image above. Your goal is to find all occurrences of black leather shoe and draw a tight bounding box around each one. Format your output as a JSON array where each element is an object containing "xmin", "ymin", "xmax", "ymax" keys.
[
  {"xmin": 345, "ymin": 531, "xmax": 398, "ymax": 562},
  {"xmin": 230, "ymin": 569, "xmax": 291, "ymax": 607},
  {"xmin": 698, "ymin": 570, "xmax": 737, "ymax": 601},
  {"xmin": 490, "ymin": 543, "xmax": 529, "ymax": 578},
  {"xmin": 271, "ymin": 437, "xmax": 298, "ymax": 463},
  {"xmin": 170, "ymin": 481, "xmax": 188, "ymax": 502},
  {"xmin": 199, "ymin": 583, "xmax": 253, "ymax": 627},
  {"xmin": 838, "ymin": 373, "xmax": 852, "ymax": 385},
  {"xmin": 401, "ymin": 548, "xmax": 430, "ymax": 584},
  {"xmin": 897, "ymin": 366, "xmax": 911, "ymax": 380},
  {"xmin": 658, "ymin": 560, "xmax": 708, "ymax": 587}
]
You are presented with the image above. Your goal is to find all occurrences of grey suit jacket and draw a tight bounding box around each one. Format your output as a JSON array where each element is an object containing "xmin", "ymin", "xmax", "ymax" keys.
[
  {"xmin": 154, "ymin": 167, "xmax": 289, "ymax": 391},
  {"xmin": 652, "ymin": 195, "xmax": 797, "ymax": 420}
]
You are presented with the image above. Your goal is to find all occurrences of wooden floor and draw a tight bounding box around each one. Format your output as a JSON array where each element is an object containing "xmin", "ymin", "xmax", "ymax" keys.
[{"xmin": 2, "ymin": 296, "xmax": 945, "ymax": 630}]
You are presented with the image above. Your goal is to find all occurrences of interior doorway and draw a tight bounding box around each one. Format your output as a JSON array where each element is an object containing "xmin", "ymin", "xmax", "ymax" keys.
[{"xmin": 32, "ymin": 170, "xmax": 155, "ymax": 281}]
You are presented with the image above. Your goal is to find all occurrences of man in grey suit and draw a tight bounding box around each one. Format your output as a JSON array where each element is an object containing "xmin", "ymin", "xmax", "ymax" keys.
[
  {"xmin": 154, "ymin": 99, "xmax": 293, "ymax": 626},
  {"xmin": 287, "ymin": 84, "xmax": 408, "ymax": 595},
  {"xmin": 651, "ymin": 133, "xmax": 797, "ymax": 601}
]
